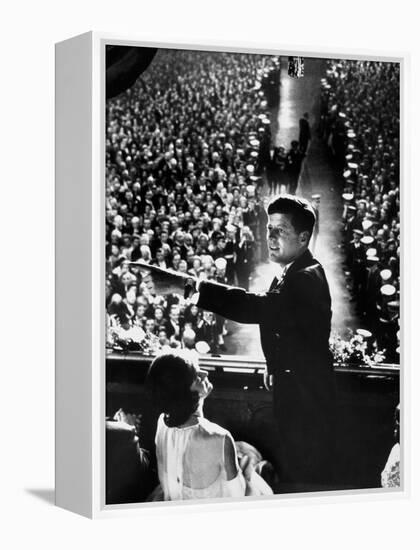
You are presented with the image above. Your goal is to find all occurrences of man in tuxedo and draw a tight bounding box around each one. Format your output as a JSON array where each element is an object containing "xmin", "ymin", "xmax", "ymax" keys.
[
  {"xmin": 348, "ymin": 228, "xmax": 367, "ymax": 309},
  {"xmin": 106, "ymin": 412, "xmax": 152, "ymax": 504},
  {"xmin": 137, "ymin": 195, "xmax": 336, "ymax": 492},
  {"xmin": 286, "ymin": 141, "xmax": 305, "ymax": 195},
  {"xmin": 299, "ymin": 112, "xmax": 312, "ymax": 154}
]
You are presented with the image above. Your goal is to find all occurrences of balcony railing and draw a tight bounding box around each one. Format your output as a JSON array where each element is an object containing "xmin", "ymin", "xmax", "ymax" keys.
[{"xmin": 106, "ymin": 350, "xmax": 399, "ymax": 377}]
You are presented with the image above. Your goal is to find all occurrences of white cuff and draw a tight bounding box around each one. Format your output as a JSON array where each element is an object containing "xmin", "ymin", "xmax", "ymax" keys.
[{"xmin": 190, "ymin": 279, "xmax": 203, "ymax": 304}]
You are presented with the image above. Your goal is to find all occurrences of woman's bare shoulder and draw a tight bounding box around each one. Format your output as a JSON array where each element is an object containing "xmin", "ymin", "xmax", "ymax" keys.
[{"xmin": 197, "ymin": 418, "xmax": 230, "ymax": 439}]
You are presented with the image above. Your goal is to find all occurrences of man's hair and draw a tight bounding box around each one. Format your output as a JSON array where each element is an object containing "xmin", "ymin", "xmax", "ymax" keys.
[
  {"xmin": 267, "ymin": 195, "xmax": 315, "ymax": 237},
  {"xmin": 146, "ymin": 351, "xmax": 199, "ymax": 427}
]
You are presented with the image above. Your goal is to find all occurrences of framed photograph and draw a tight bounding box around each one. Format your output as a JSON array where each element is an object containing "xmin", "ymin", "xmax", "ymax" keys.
[{"xmin": 55, "ymin": 32, "xmax": 405, "ymax": 518}]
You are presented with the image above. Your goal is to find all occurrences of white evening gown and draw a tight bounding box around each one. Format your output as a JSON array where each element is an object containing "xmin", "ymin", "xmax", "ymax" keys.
[{"xmin": 154, "ymin": 413, "xmax": 272, "ymax": 500}]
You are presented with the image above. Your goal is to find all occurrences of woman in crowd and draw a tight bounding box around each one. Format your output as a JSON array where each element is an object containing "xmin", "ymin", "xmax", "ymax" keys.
[{"xmin": 147, "ymin": 350, "xmax": 273, "ymax": 500}]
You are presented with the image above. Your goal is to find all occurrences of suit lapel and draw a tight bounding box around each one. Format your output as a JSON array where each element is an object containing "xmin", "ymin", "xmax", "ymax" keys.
[{"xmin": 269, "ymin": 276, "xmax": 279, "ymax": 291}]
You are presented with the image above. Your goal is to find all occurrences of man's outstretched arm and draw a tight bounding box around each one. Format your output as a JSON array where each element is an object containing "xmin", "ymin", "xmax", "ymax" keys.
[
  {"xmin": 131, "ymin": 262, "xmax": 268, "ymax": 324},
  {"xmin": 133, "ymin": 262, "xmax": 282, "ymax": 390}
]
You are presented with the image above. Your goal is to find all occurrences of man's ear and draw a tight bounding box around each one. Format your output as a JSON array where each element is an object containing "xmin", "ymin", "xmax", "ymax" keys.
[{"xmin": 300, "ymin": 231, "xmax": 310, "ymax": 245}]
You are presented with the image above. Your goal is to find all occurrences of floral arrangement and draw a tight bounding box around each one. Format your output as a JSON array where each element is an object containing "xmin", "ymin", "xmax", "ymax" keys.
[
  {"xmin": 107, "ymin": 314, "xmax": 386, "ymax": 367},
  {"xmin": 329, "ymin": 329, "xmax": 386, "ymax": 367}
]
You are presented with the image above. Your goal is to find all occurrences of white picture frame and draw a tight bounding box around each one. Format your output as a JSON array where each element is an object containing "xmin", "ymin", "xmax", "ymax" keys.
[{"xmin": 55, "ymin": 32, "xmax": 407, "ymax": 518}]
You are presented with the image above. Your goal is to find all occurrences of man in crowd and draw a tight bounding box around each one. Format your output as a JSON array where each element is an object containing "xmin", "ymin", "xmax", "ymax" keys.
[
  {"xmin": 299, "ymin": 112, "xmax": 311, "ymax": 154},
  {"xmin": 138, "ymin": 195, "xmax": 336, "ymax": 493},
  {"xmin": 348, "ymin": 228, "xmax": 367, "ymax": 308},
  {"xmin": 286, "ymin": 140, "xmax": 305, "ymax": 195}
]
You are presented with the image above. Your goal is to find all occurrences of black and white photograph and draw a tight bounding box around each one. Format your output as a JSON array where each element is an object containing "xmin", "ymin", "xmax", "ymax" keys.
[{"xmin": 104, "ymin": 45, "xmax": 401, "ymax": 505}]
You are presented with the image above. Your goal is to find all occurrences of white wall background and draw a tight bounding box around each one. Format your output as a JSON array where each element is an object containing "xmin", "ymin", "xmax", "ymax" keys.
[{"xmin": 1, "ymin": 0, "xmax": 418, "ymax": 547}]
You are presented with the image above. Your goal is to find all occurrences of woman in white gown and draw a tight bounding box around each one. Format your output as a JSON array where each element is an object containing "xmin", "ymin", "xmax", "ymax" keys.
[{"xmin": 147, "ymin": 350, "xmax": 273, "ymax": 501}]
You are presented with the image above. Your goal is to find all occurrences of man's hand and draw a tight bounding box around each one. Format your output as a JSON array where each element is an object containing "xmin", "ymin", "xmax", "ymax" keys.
[
  {"xmin": 112, "ymin": 408, "xmax": 141, "ymax": 442},
  {"xmin": 236, "ymin": 441, "xmax": 262, "ymax": 482},
  {"xmin": 263, "ymin": 371, "xmax": 273, "ymax": 391},
  {"xmin": 130, "ymin": 261, "xmax": 195, "ymax": 297}
]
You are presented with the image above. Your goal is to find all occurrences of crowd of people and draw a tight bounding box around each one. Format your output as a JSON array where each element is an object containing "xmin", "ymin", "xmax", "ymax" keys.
[
  {"xmin": 106, "ymin": 50, "xmax": 282, "ymax": 354},
  {"xmin": 105, "ymin": 52, "xmax": 401, "ymax": 363},
  {"xmin": 320, "ymin": 60, "xmax": 400, "ymax": 361}
]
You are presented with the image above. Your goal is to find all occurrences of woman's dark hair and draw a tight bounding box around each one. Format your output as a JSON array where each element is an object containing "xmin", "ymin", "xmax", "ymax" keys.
[
  {"xmin": 146, "ymin": 351, "xmax": 200, "ymax": 427},
  {"xmin": 267, "ymin": 194, "xmax": 315, "ymax": 237}
]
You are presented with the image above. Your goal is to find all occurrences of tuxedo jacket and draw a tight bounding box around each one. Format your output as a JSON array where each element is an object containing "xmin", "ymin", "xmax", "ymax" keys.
[
  {"xmin": 299, "ymin": 118, "xmax": 311, "ymax": 142},
  {"xmin": 197, "ymin": 249, "xmax": 333, "ymax": 380},
  {"xmin": 106, "ymin": 420, "xmax": 152, "ymax": 504},
  {"xmin": 197, "ymin": 249, "xmax": 336, "ymax": 484},
  {"xmin": 348, "ymin": 241, "xmax": 367, "ymax": 268}
]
